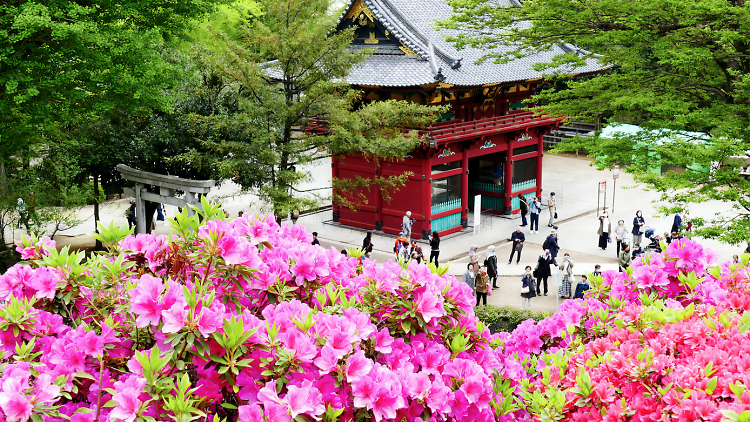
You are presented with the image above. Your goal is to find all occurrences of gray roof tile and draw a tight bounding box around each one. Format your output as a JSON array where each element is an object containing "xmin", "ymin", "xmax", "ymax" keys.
[{"xmin": 337, "ymin": 0, "xmax": 609, "ymax": 87}]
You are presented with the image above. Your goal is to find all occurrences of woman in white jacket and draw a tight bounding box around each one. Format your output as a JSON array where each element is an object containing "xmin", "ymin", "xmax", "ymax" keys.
[{"xmin": 614, "ymin": 219, "xmax": 628, "ymax": 256}]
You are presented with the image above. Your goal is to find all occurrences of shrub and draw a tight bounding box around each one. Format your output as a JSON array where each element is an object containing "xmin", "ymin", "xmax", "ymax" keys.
[
  {"xmin": 473, "ymin": 305, "xmax": 547, "ymax": 333},
  {"xmin": 0, "ymin": 200, "xmax": 501, "ymax": 422}
]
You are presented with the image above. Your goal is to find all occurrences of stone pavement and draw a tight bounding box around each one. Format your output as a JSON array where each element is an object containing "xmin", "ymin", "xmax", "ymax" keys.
[{"xmin": 3, "ymin": 153, "xmax": 742, "ymax": 314}]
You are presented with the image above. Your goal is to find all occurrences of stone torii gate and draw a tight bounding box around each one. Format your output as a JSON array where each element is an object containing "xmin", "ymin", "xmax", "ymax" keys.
[{"xmin": 116, "ymin": 164, "xmax": 216, "ymax": 234}]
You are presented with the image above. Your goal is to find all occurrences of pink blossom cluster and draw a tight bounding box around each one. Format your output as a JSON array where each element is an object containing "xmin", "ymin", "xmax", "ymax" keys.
[
  {"xmin": 4, "ymin": 213, "xmax": 750, "ymax": 422},
  {"xmin": 0, "ymin": 212, "xmax": 499, "ymax": 422}
]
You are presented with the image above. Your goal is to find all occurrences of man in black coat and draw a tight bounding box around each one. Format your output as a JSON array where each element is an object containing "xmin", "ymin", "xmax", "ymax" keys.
[
  {"xmin": 508, "ymin": 228, "xmax": 525, "ymax": 265},
  {"xmin": 519, "ymin": 194, "xmax": 529, "ymax": 227},
  {"xmin": 544, "ymin": 229, "xmax": 560, "ymax": 265}
]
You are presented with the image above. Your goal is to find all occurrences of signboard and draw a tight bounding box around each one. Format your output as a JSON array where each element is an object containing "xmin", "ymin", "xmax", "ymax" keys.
[
  {"xmin": 474, "ymin": 195, "xmax": 481, "ymax": 235},
  {"xmin": 613, "ymin": 165, "xmax": 620, "ymax": 179},
  {"xmin": 599, "ymin": 181, "xmax": 607, "ymax": 193}
]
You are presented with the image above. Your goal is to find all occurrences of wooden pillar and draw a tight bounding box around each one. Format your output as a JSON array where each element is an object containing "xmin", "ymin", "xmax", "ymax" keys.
[
  {"xmin": 135, "ymin": 183, "xmax": 146, "ymax": 234},
  {"xmin": 504, "ymin": 140, "xmax": 514, "ymax": 215},
  {"xmin": 461, "ymin": 147, "xmax": 469, "ymax": 228},
  {"xmin": 422, "ymin": 156, "xmax": 431, "ymax": 239},
  {"xmin": 536, "ymin": 132, "xmax": 544, "ymax": 199},
  {"xmin": 332, "ymin": 157, "xmax": 340, "ymax": 222},
  {"xmin": 375, "ymin": 162, "xmax": 383, "ymax": 231}
]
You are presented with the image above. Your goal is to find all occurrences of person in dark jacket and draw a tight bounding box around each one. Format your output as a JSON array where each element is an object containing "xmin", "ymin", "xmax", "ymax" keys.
[
  {"xmin": 519, "ymin": 194, "xmax": 529, "ymax": 227},
  {"xmin": 429, "ymin": 231, "xmax": 440, "ymax": 265},
  {"xmin": 362, "ymin": 231, "xmax": 374, "ymax": 258},
  {"xmin": 311, "ymin": 232, "xmax": 320, "ymax": 246},
  {"xmin": 544, "ymin": 230, "xmax": 560, "ymax": 265},
  {"xmin": 508, "ymin": 228, "xmax": 525, "ymax": 265},
  {"xmin": 632, "ymin": 210, "xmax": 645, "ymax": 246},
  {"xmin": 574, "ymin": 275, "xmax": 590, "ymax": 299},
  {"xmin": 534, "ymin": 250, "xmax": 553, "ymax": 296},
  {"xmin": 520, "ymin": 266, "xmax": 536, "ymax": 310},
  {"xmin": 484, "ymin": 245, "xmax": 498, "ymax": 289},
  {"xmin": 671, "ymin": 211, "xmax": 683, "ymax": 233}
]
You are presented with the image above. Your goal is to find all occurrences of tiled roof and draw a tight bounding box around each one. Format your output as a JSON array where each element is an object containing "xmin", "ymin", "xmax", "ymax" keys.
[{"xmin": 337, "ymin": 0, "xmax": 609, "ymax": 87}]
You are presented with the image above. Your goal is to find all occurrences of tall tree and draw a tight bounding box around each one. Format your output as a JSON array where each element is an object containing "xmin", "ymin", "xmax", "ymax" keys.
[
  {"xmin": 173, "ymin": 0, "xmax": 446, "ymax": 217},
  {"xmin": 0, "ymin": 0, "xmax": 227, "ymax": 168},
  {"xmin": 438, "ymin": 0, "xmax": 750, "ymax": 243}
]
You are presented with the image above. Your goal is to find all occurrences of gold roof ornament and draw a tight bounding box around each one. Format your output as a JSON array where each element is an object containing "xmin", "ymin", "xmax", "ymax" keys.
[
  {"xmin": 348, "ymin": 0, "xmax": 376, "ymax": 22},
  {"xmin": 399, "ymin": 44, "xmax": 420, "ymax": 57},
  {"xmin": 365, "ymin": 32, "xmax": 379, "ymax": 44}
]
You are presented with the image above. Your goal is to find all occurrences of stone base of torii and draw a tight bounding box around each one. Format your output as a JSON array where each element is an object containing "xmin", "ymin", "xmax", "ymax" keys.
[{"xmin": 116, "ymin": 164, "xmax": 216, "ymax": 234}]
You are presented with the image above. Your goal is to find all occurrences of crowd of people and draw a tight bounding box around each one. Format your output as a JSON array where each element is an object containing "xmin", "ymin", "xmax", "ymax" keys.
[{"xmin": 309, "ymin": 204, "xmax": 697, "ymax": 311}]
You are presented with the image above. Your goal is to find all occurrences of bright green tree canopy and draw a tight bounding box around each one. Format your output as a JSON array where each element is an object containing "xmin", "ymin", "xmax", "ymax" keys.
[
  {"xmin": 0, "ymin": 0, "xmax": 227, "ymax": 164},
  {"xmin": 438, "ymin": 0, "xmax": 750, "ymax": 243}
]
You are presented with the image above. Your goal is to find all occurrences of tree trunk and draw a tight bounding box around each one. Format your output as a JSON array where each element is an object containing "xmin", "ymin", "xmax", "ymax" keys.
[{"xmin": 93, "ymin": 173, "xmax": 102, "ymax": 250}]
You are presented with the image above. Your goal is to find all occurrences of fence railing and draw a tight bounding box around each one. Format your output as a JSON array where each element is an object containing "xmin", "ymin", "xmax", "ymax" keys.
[
  {"xmin": 511, "ymin": 179, "xmax": 536, "ymax": 193},
  {"xmin": 431, "ymin": 198, "xmax": 461, "ymax": 215},
  {"xmin": 468, "ymin": 181, "xmax": 503, "ymax": 193},
  {"xmin": 469, "ymin": 195, "xmax": 505, "ymax": 212},
  {"xmin": 432, "ymin": 212, "xmax": 461, "ymax": 233}
]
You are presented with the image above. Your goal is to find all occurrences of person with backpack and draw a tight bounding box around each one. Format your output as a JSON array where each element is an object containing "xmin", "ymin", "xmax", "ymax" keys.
[
  {"xmin": 475, "ymin": 266, "xmax": 489, "ymax": 306},
  {"xmin": 429, "ymin": 231, "xmax": 440, "ymax": 265},
  {"xmin": 543, "ymin": 229, "xmax": 560, "ymax": 265},
  {"xmin": 394, "ymin": 232, "xmax": 408, "ymax": 258},
  {"xmin": 529, "ymin": 196, "xmax": 541, "ymax": 234},
  {"xmin": 362, "ymin": 231, "xmax": 374, "ymax": 259},
  {"xmin": 484, "ymin": 245, "xmax": 498, "ymax": 289},
  {"xmin": 534, "ymin": 249, "xmax": 553, "ymax": 296},
  {"xmin": 519, "ymin": 194, "xmax": 529, "ymax": 227},
  {"xmin": 520, "ymin": 266, "xmax": 536, "ymax": 310}
]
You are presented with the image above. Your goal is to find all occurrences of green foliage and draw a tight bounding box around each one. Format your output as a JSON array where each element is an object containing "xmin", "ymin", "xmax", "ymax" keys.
[
  {"xmin": 0, "ymin": 0, "xmax": 227, "ymax": 164},
  {"xmin": 474, "ymin": 305, "xmax": 547, "ymax": 332},
  {"xmin": 169, "ymin": 0, "xmax": 446, "ymax": 216},
  {"xmin": 438, "ymin": 0, "xmax": 750, "ymax": 244}
]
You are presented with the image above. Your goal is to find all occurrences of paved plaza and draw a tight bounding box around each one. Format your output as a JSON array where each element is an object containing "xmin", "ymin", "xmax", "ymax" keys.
[{"xmin": 5, "ymin": 153, "xmax": 741, "ymax": 313}]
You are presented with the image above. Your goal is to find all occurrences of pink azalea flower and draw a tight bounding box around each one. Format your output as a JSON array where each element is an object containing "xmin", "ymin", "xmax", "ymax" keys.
[
  {"xmin": 313, "ymin": 345, "xmax": 340, "ymax": 375},
  {"xmin": 283, "ymin": 382, "xmax": 325, "ymax": 419},
  {"xmin": 346, "ymin": 351, "xmax": 373, "ymax": 382},
  {"xmin": 161, "ymin": 304, "xmax": 188, "ymax": 334},
  {"xmin": 110, "ymin": 377, "xmax": 146, "ymax": 422},
  {"xmin": 374, "ymin": 328, "xmax": 394, "ymax": 353},
  {"xmin": 238, "ymin": 404, "xmax": 264, "ymax": 422},
  {"xmin": 0, "ymin": 390, "xmax": 33, "ymax": 422},
  {"xmin": 414, "ymin": 288, "xmax": 445, "ymax": 323},
  {"xmin": 283, "ymin": 330, "xmax": 317, "ymax": 363},
  {"xmin": 129, "ymin": 275, "xmax": 165, "ymax": 328}
]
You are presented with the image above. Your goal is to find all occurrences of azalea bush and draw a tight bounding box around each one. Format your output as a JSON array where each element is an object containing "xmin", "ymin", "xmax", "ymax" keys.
[
  {"xmin": 0, "ymin": 201, "xmax": 504, "ymax": 422},
  {"xmin": 494, "ymin": 238, "xmax": 750, "ymax": 421},
  {"xmin": 2, "ymin": 200, "xmax": 750, "ymax": 422}
]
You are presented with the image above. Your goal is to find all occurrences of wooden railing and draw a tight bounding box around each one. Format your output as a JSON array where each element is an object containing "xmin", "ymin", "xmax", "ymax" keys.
[{"xmin": 304, "ymin": 111, "xmax": 563, "ymax": 142}]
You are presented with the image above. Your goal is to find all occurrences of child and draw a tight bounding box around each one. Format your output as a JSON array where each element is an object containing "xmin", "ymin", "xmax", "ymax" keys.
[
  {"xmin": 574, "ymin": 275, "xmax": 590, "ymax": 299},
  {"xmin": 521, "ymin": 266, "xmax": 536, "ymax": 310},
  {"xmin": 475, "ymin": 267, "xmax": 489, "ymax": 306},
  {"xmin": 593, "ymin": 264, "xmax": 602, "ymax": 277}
]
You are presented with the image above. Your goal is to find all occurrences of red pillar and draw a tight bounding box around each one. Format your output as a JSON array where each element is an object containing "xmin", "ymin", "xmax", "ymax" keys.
[
  {"xmin": 332, "ymin": 157, "xmax": 340, "ymax": 222},
  {"xmin": 422, "ymin": 156, "xmax": 432, "ymax": 239},
  {"xmin": 536, "ymin": 132, "xmax": 544, "ymax": 199},
  {"xmin": 504, "ymin": 138, "xmax": 514, "ymax": 214},
  {"xmin": 461, "ymin": 147, "xmax": 469, "ymax": 228},
  {"xmin": 375, "ymin": 163, "xmax": 383, "ymax": 231}
]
